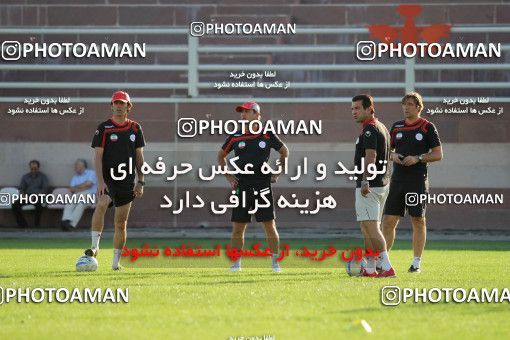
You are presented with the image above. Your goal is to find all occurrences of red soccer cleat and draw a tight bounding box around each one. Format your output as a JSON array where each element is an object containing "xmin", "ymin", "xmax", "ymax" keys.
[{"xmin": 377, "ymin": 267, "xmax": 397, "ymax": 278}]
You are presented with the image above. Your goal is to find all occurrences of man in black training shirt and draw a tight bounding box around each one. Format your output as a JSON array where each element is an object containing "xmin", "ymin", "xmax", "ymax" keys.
[
  {"xmin": 382, "ymin": 92, "xmax": 443, "ymax": 273},
  {"xmin": 84, "ymin": 91, "xmax": 146, "ymax": 270},
  {"xmin": 352, "ymin": 94, "xmax": 396, "ymax": 278},
  {"xmin": 218, "ymin": 101, "xmax": 289, "ymax": 273}
]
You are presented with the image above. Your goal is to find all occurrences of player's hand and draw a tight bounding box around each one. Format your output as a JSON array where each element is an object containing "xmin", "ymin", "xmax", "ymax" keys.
[
  {"xmin": 271, "ymin": 174, "xmax": 279, "ymax": 183},
  {"xmin": 391, "ymin": 153, "xmax": 405, "ymax": 165},
  {"xmin": 402, "ymin": 155, "xmax": 419, "ymax": 166},
  {"xmin": 134, "ymin": 183, "xmax": 144, "ymax": 198},
  {"xmin": 226, "ymin": 174, "xmax": 238, "ymax": 190},
  {"xmin": 97, "ymin": 181, "xmax": 107, "ymax": 197},
  {"xmin": 361, "ymin": 183, "xmax": 371, "ymax": 197}
]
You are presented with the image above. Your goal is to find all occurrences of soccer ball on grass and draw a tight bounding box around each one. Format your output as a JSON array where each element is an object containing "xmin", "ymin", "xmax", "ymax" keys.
[{"xmin": 76, "ymin": 255, "xmax": 98, "ymax": 272}]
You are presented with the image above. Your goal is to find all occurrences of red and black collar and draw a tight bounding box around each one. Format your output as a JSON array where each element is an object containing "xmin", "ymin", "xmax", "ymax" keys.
[
  {"xmin": 110, "ymin": 118, "xmax": 131, "ymax": 128},
  {"xmin": 362, "ymin": 116, "xmax": 378, "ymax": 129}
]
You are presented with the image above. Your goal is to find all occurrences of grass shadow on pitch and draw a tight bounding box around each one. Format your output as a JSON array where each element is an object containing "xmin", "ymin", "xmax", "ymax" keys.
[
  {"xmin": 333, "ymin": 307, "xmax": 382, "ymax": 314},
  {"xmin": 177, "ymin": 273, "xmax": 336, "ymax": 286}
]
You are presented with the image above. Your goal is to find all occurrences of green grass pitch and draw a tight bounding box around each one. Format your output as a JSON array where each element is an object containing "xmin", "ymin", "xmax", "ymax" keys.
[{"xmin": 0, "ymin": 238, "xmax": 509, "ymax": 339}]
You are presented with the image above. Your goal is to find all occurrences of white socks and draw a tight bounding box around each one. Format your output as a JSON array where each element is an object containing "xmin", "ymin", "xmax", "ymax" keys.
[
  {"xmin": 91, "ymin": 231, "xmax": 101, "ymax": 250},
  {"xmin": 232, "ymin": 254, "xmax": 279, "ymax": 268},
  {"xmin": 376, "ymin": 255, "xmax": 383, "ymax": 269},
  {"xmin": 91, "ymin": 231, "xmax": 124, "ymax": 270},
  {"xmin": 412, "ymin": 256, "xmax": 421, "ymax": 268},
  {"xmin": 366, "ymin": 256, "xmax": 376, "ymax": 274},
  {"xmin": 380, "ymin": 251, "xmax": 392, "ymax": 271},
  {"xmin": 232, "ymin": 258, "xmax": 241, "ymax": 268},
  {"xmin": 112, "ymin": 249, "xmax": 122, "ymax": 269},
  {"xmin": 271, "ymin": 253, "xmax": 279, "ymax": 266}
]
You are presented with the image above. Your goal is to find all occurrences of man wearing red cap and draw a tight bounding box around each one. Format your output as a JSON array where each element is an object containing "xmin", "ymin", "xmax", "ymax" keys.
[
  {"xmin": 218, "ymin": 101, "xmax": 289, "ymax": 272},
  {"xmin": 84, "ymin": 90, "xmax": 146, "ymax": 270}
]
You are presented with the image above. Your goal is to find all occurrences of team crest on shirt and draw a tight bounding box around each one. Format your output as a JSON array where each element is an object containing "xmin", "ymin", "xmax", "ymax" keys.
[
  {"xmin": 415, "ymin": 133, "xmax": 423, "ymax": 141},
  {"xmin": 130, "ymin": 134, "xmax": 136, "ymax": 142},
  {"xmin": 110, "ymin": 134, "xmax": 118, "ymax": 142},
  {"xmin": 238, "ymin": 141, "xmax": 246, "ymax": 149},
  {"xmin": 95, "ymin": 130, "xmax": 99, "ymax": 135},
  {"xmin": 364, "ymin": 130, "xmax": 371, "ymax": 137},
  {"xmin": 258, "ymin": 141, "xmax": 266, "ymax": 149},
  {"xmin": 396, "ymin": 132, "xmax": 403, "ymax": 140}
]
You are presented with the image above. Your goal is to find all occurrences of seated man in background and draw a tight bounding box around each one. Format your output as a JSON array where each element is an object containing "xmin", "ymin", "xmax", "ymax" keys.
[
  {"xmin": 12, "ymin": 160, "xmax": 49, "ymax": 228},
  {"xmin": 61, "ymin": 159, "xmax": 97, "ymax": 231}
]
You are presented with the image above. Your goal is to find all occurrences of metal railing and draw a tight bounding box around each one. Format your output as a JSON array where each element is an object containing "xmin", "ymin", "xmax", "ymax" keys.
[{"xmin": 0, "ymin": 26, "xmax": 509, "ymax": 103}]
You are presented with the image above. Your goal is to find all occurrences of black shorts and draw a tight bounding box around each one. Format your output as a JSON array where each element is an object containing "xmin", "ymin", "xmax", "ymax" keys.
[
  {"xmin": 383, "ymin": 179, "xmax": 429, "ymax": 217},
  {"xmin": 231, "ymin": 180, "xmax": 275, "ymax": 223},
  {"xmin": 105, "ymin": 182, "xmax": 135, "ymax": 208}
]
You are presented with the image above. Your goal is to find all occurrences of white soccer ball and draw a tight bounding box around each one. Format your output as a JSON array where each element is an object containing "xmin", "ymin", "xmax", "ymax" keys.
[
  {"xmin": 345, "ymin": 258, "xmax": 367, "ymax": 277},
  {"xmin": 76, "ymin": 255, "xmax": 98, "ymax": 272}
]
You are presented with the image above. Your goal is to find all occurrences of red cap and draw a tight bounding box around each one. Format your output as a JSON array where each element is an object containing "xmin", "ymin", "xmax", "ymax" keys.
[
  {"xmin": 111, "ymin": 91, "xmax": 131, "ymax": 104},
  {"xmin": 235, "ymin": 101, "xmax": 260, "ymax": 113}
]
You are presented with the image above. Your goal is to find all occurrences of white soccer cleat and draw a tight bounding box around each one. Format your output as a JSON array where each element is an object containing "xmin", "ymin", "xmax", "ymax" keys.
[{"xmin": 228, "ymin": 265, "xmax": 242, "ymax": 272}]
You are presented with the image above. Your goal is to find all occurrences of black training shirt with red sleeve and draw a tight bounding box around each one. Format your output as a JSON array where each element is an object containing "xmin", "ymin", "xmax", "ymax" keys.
[
  {"xmin": 354, "ymin": 117, "xmax": 391, "ymax": 188},
  {"xmin": 389, "ymin": 117, "xmax": 441, "ymax": 182},
  {"xmin": 221, "ymin": 129, "xmax": 283, "ymax": 183}
]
